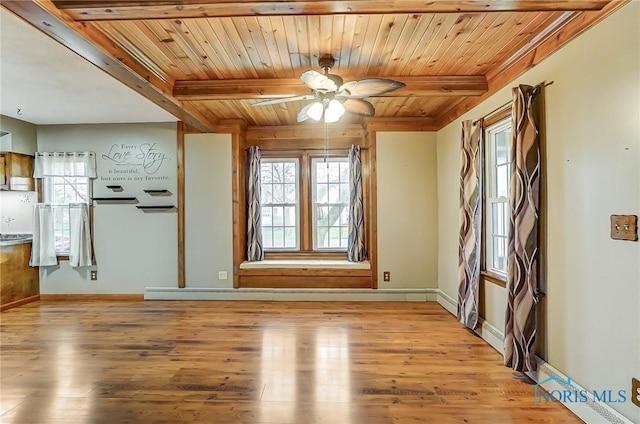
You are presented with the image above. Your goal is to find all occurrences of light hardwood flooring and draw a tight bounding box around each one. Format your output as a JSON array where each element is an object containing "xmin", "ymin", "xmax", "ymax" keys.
[{"xmin": 0, "ymin": 301, "xmax": 580, "ymax": 423}]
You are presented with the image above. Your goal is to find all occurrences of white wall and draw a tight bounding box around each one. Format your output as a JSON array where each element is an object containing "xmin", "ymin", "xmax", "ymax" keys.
[
  {"xmin": 184, "ymin": 133, "xmax": 233, "ymax": 288},
  {"xmin": 437, "ymin": 3, "xmax": 639, "ymax": 421},
  {"xmin": 37, "ymin": 123, "xmax": 178, "ymax": 294},
  {"xmin": 377, "ymin": 132, "xmax": 438, "ymax": 288},
  {"xmin": 0, "ymin": 115, "xmax": 37, "ymax": 154}
]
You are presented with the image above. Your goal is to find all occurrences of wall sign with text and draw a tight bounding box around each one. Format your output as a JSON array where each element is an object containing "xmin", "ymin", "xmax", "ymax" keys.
[{"xmin": 99, "ymin": 142, "xmax": 172, "ymax": 183}]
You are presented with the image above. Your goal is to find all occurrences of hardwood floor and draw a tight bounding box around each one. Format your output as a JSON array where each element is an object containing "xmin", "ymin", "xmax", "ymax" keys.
[{"xmin": 0, "ymin": 301, "xmax": 580, "ymax": 423}]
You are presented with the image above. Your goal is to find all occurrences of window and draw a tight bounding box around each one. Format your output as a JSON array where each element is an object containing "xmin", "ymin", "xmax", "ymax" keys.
[
  {"xmin": 260, "ymin": 159, "xmax": 299, "ymax": 250},
  {"xmin": 43, "ymin": 176, "xmax": 90, "ymax": 254},
  {"xmin": 259, "ymin": 153, "xmax": 349, "ymax": 254},
  {"xmin": 484, "ymin": 117, "xmax": 512, "ymax": 277},
  {"xmin": 312, "ymin": 158, "xmax": 350, "ymax": 250}
]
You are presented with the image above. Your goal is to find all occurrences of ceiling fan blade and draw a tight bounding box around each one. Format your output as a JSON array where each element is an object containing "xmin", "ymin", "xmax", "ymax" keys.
[
  {"xmin": 252, "ymin": 94, "xmax": 316, "ymax": 107},
  {"xmin": 296, "ymin": 103, "xmax": 314, "ymax": 122},
  {"xmin": 342, "ymin": 99, "xmax": 375, "ymax": 117},
  {"xmin": 338, "ymin": 79, "xmax": 405, "ymax": 99},
  {"xmin": 300, "ymin": 70, "xmax": 338, "ymax": 92}
]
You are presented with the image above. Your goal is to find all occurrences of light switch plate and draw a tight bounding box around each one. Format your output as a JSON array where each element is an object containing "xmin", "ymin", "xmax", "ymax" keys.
[{"xmin": 610, "ymin": 215, "xmax": 638, "ymax": 241}]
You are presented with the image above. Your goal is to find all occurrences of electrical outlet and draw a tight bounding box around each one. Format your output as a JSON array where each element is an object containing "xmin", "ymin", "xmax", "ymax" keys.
[
  {"xmin": 90, "ymin": 270, "xmax": 98, "ymax": 281},
  {"xmin": 383, "ymin": 271, "xmax": 390, "ymax": 282},
  {"xmin": 218, "ymin": 271, "xmax": 228, "ymax": 280}
]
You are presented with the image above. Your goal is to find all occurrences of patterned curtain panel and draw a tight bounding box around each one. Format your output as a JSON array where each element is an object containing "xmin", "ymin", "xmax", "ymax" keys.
[
  {"xmin": 246, "ymin": 146, "xmax": 264, "ymax": 262},
  {"xmin": 504, "ymin": 84, "xmax": 542, "ymax": 373},
  {"xmin": 347, "ymin": 145, "xmax": 367, "ymax": 262},
  {"xmin": 457, "ymin": 119, "xmax": 483, "ymax": 330}
]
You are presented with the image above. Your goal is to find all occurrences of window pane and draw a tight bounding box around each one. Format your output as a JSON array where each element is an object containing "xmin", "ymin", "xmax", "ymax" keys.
[
  {"xmin": 329, "ymin": 227, "xmax": 341, "ymax": 247},
  {"xmin": 328, "ymin": 162, "xmax": 340, "ymax": 182},
  {"xmin": 272, "ymin": 183, "xmax": 285, "ymax": 203},
  {"xmin": 316, "ymin": 206, "xmax": 328, "ymax": 227},
  {"xmin": 261, "ymin": 207, "xmax": 273, "ymax": 226},
  {"xmin": 495, "ymin": 129, "xmax": 510, "ymax": 165},
  {"xmin": 261, "ymin": 164, "xmax": 273, "ymax": 183},
  {"xmin": 272, "ymin": 207, "xmax": 284, "ymax": 226},
  {"xmin": 284, "ymin": 162, "xmax": 296, "ymax": 183},
  {"xmin": 285, "ymin": 183, "xmax": 296, "ymax": 203},
  {"xmin": 340, "ymin": 162, "xmax": 349, "ymax": 182},
  {"xmin": 492, "ymin": 236, "xmax": 508, "ymax": 273},
  {"xmin": 273, "ymin": 227, "xmax": 284, "ymax": 247},
  {"xmin": 328, "ymin": 183, "xmax": 340, "ymax": 203},
  {"xmin": 491, "ymin": 201, "xmax": 511, "ymax": 238},
  {"xmin": 316, "ymin": 226, "xmax": 328, "ymax": 248},
  {"xmin": 262, "ymin": 227, "xmax": 273, "ymax": 248},
  {"xmin": 496, "ymin": 164, "xmax": 509, "ymax": 198},
  {"xmin": 284, "ymin": 227, "xmax": 296, "ymax": 248},
  {"xmin": 284, "ymin": 206, "xmax": 296, "ymax": 226},
  {"xmin": 316, "ymin": 183, "xmax": 328, "ymax": 203},
  {"xmin": 316, "ymin": 162, "xmax": 328, "ymax": 183},
  {"xmin": 340, "ymin": 183, "xmax": 349, "ymax": 203},
  {"xmin": 262, "ymin": 184, "xmax": 273, "ymax": 204}
]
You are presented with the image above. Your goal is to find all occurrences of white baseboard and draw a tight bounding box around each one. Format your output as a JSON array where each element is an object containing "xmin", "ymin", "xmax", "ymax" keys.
[
  {"xmin": 437, "ymin": 290, "xmax": 506, "ymax": 354},
  {"xmin": 436, "ymin": 290, "xmax": 457, "ymax": 315},
  {"xmin": 534, "ymin": 359, "xmax": 635, "ymax": 424},
  {"xmin": 145, "ymin": 287, "xmax": 439, "ymax": 302},
  {"xmin": 476, "ymin": 318, "xmax": 505, "ymax": 355}
]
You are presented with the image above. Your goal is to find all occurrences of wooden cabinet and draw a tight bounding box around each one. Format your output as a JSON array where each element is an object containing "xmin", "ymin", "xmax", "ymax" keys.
[
  {"xmin": 0, "ymin": 152, "xmax": 35, "ymax": 190},
  {"xmin": 0, "ymin": 242, "xmax": 39, "ymax": 310},
  {"xmin": 0, "ymin": 154, "xmax": 6, "ymax": 185}
]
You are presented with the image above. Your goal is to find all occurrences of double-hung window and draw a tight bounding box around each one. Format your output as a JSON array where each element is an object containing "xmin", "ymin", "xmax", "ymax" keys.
[
  {"xmin": 484, "ymin": 117, "xmax": 512, "ymax": 277},
  {"xmin": 312, "ymin": 158, "xmax": 350, "ymax": 250},
  {"xmin": 42, "ymin": 176, "xmax": 90, "ymax": 255},
  {"xmin": 260, "ymin": 153, "xmax": 350, "ymax": 254},
  {"xmin": 260, "ymin": 159, "xmax": 299, "ymax": 250}
]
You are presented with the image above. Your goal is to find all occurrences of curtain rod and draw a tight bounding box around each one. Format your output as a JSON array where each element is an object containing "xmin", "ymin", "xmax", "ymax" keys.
[
  {"xmin": 243, "ymin": 147, "xmax": 369, "ymax": 152},
  {"xmin": 475, "ymin": 80, "xmax": 554, "ymax": 123}
]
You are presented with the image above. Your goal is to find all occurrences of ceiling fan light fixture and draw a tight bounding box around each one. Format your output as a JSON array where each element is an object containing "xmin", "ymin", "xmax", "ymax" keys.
[
  {"xmin": 307, "ymin": 101, "xmax": 324, "ymax": 121},
  {"xmin": 324, "ymin": 99, "xmax": 345, "ymax": 123}
]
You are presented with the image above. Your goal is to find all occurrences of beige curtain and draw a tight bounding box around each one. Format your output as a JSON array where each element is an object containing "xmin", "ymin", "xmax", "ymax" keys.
[
  {"xmin": 504, "ymin": 84, "xmax": 542, "ymax": 373},
  {"xmin": 69, "ymin": 203, "xmax": 92, "ymax": 267},
  {"xmin": 457, "ymin": 119, "xmax": 483, "ymax": 330},
  {"xmin": 29, "ymin": 204, "xmax": 57, "ymax": 267}
]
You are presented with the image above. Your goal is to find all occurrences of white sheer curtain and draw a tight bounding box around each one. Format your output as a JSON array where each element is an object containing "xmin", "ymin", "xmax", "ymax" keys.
[
  {"xmin": 33, "ymin": 152, "xmax": 97, "ymax": 178},
  {"xmin": 69, "ymin": 203, "xmax": 92, "ymax": 267},
  {"xmin": 32, "ymin": 151, "xmax": 97, "ymax": 268},
  {"xmin": 29, "ymin": 204, "xmax": 57, "ymax": 266}
]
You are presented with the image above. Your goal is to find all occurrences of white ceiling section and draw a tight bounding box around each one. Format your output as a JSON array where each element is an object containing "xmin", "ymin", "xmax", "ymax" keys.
[{"xmin": 0, "ymin": 8, "xmax": 177, "ymax": 126}]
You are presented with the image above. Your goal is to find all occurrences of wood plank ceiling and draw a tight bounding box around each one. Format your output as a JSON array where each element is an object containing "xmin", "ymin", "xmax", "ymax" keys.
[{"xmin": 2, "ymin": 1, "xmax": 627, "ymax": 132}]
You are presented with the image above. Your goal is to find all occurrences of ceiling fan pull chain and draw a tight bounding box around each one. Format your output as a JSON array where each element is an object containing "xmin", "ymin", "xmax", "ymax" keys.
[{"xmin": 324, "ymin": 120, "xmax": 328, "ymax": 164}]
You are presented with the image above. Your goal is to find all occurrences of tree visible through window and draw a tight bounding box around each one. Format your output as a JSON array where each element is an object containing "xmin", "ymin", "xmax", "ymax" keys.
[
  {"xmin": 43, "ymin": 176, "xmax": 90, "ymax": 254},
  {"xmin": 312, "ymin": 158, "xmax": 349, "ymax": 250},
  {"xmin": 259, "ymin": 155, "xmax": 349, "ymax": 253}
]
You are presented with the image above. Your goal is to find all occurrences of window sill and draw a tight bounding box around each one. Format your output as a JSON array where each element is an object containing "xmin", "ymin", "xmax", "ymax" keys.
[
  {"xmin": 480, "ymin": 270, "xmax": 507, "ymax": 288},
  {"xmin": 240, "ymin": 259, "xmax": 370, "ymax": 270}
]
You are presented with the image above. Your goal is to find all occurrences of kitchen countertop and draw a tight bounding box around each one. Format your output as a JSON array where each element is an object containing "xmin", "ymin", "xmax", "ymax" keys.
[{"xmin": 0, "ymin": 234, "xmax": 33, "ymax": 247}]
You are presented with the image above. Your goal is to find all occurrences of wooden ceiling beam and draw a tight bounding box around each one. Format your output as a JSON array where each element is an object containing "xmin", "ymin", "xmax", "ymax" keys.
[
  {"xmin": 53, "ymin": 0, "xmax": 612, "ymax": 21},
  {"xmin": 365, "ymin": 117, "xmax": 440, "ymax": 132},
  {"xmin": 173, "ymin": 76, "xmax": 488, "ymax": 101},
  {"xmin": 2, "ymin": 0, "xmax": 218, "ymax": 132},
  {"xmin": 247, "ymin": 124, "xmax": 364, "ymax": 141}
]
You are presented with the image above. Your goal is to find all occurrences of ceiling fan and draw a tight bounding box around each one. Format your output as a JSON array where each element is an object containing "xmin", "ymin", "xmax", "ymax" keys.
[{"xmin": 252, "ymin": 55, "xmax": 405, "ymax": 123}]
